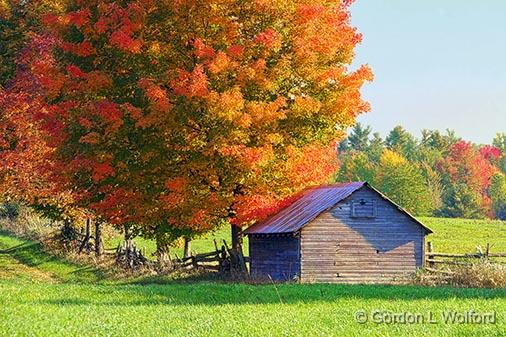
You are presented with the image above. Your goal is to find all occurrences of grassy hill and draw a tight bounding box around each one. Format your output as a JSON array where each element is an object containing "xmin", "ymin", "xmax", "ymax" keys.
[
  {"xmin": 422, "ymin": 217, "xmax": 506, "ymax": 253},
  {"xmin": 1, "ymin": 217, "xmax": 506, "ymax": 337}
]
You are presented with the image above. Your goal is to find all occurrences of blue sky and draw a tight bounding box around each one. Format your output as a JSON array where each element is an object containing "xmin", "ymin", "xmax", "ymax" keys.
[{"xmin": 350, "ymin": 1, "xmax": 506, "ymax": 144}]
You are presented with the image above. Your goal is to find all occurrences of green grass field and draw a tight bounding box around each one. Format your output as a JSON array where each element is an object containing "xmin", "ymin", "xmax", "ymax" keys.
[
  {"xmin": 421, "ymin": 217, "xmax": 506, "ymax": 253},
  {"xmin": 104, "ymin": 217, "xmax": 506, "ymax": 257},
  {"xmin": 1, "ymin": 217, "xmax": 506, "ymax": 337}
]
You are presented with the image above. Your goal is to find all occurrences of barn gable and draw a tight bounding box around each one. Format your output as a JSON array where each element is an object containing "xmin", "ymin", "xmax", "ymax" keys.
[{"xmin": 300, "ymin": 186, "xmax": 426, "ymax": 283}]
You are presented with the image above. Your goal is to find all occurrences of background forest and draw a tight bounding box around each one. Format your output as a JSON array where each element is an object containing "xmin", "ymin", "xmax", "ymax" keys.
[{"xmin": 337, "ymin": 124, "xmax": 506, "ymax": 219}]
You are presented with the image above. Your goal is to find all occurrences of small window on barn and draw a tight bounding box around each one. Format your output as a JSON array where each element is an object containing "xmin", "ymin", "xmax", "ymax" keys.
[{"xmin": 351, "ymin": 199, "xmax": 377, "ymax": 218}]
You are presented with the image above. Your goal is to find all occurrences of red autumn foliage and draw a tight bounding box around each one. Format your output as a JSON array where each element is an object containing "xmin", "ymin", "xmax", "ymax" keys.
[
  {"xmin": 4, "ymin": 0, "xmax": 371, "ymax": 244},
  {"xmin": 438, "ymin": 141, "xmax": 499, "ymax": 215}
]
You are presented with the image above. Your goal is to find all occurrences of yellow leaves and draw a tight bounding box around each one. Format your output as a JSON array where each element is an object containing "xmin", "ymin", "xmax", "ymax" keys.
[
  {"xmin": 148, "ymin": 41, "xmax": 161, "ymax": 55},
  {"xmin": 291, "ymin": 95, "xmax": 321, "ymax": 117},
  {"xmin": 206, "ymin": 87, "xmax": 245, "ymax": 123},
  {"xmin": 380, "ymin": 149, "xmax": 408, "ymax": 167},
  {"xmin": 266, "ymin": 133, "xmax": 283, "ymax": 145},
  {"xmin": 253, "ymin": 0, "xmax": 295, "ymax": 17},
  {"xmin": 0, "ymin": 0, "xmax": 11, "ymax": 19},
  {"xmin": 246, "ymin": 97, "xmax": 286, "ymax": 125},
  {"xmin": 237, "ymin": 59, "xmax": 270, "ymax": 88}
]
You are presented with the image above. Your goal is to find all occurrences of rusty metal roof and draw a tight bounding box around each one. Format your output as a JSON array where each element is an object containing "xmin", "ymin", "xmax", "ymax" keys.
[
  {"xmin": 243, "ymin": 182, "xmax": 366, "ymax": 234},
  {"xmin": 243, "ymin": 181, "xmax": 432, "ymax": 235}
]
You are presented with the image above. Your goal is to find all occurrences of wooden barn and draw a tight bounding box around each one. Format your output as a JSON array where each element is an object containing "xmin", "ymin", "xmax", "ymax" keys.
[{"xmin": 243, "ymin": 182, "xmax": 432, "ymax": 283}]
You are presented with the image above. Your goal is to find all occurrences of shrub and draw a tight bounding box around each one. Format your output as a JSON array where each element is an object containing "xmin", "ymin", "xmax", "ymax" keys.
[
  {"xmin": 0, "ymin": 205, "xmax": 54, "ymax": 239},
  {"xmin": 0, "ymin": 202, "xmax": 20, "ymax": 220},
  {"xmin": 415, "ymin": 261, "xmax": 506, "ymax": 288},
  {"xmin": 450, "ymin": 261, "xmax": 506, "ymax": 288}
]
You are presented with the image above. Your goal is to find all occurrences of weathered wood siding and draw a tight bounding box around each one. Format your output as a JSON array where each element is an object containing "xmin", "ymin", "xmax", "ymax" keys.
[
  {"xmin": 300, "ymin": 186, "xmax": 425, "ymax": 284},
  {"xmin": 249, "ymin": 235, "xmax": 300, "ymax": 281}
]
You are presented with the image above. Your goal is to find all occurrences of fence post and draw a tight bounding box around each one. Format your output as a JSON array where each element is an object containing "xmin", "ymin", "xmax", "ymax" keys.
[
  {"xmin": 486, "ymin": 243, "xmax": 490, "ymax": 260},
  {"xmin": 427, "ymin": 241, "xmax": 434, "ymax": 268}
]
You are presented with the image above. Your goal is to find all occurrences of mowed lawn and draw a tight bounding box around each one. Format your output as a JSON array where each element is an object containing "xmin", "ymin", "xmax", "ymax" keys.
[{"xmin": 1, "ymin": 217, "xmax": 506, "ymax": 337}]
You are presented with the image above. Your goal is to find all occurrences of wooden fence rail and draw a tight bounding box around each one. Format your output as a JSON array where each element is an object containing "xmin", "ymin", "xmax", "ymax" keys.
[
  {"xmin": 426, "ymin": 241, "xmax": 506, "ymax": 269},
  {"xmin": 170, "ymin": 239, "xmax": 250, "ymax": 275}
]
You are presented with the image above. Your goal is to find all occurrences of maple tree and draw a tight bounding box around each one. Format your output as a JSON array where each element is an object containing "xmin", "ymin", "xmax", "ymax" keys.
[
  {"xmin": 431, "ymin": 141, "xmax": 499, "ymax": 218},
  {"xmin": 375, "ymin": 150, "xmax": 433, "ymax": 216},
  {"xmin": 5, "ymin": 0, "xmax": 372, "ymax": 252},
  {"xmin": 0, "ymin": 35, "xmax": 86, "ymax": 221},
  {"xmin": 0, "ymin": 0, "xmax": 103, "ymax": 238}
]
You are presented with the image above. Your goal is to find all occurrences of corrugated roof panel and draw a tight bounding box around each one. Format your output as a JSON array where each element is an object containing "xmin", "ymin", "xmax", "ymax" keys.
[{"xmin": 244, "ymin": 182, "xmax": 366, "ymax": 234}]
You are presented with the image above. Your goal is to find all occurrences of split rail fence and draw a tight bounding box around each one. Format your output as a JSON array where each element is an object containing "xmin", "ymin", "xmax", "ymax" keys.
[{"xmin": 425, "ymin": 241, "xmax": 506, "ymax": 272}]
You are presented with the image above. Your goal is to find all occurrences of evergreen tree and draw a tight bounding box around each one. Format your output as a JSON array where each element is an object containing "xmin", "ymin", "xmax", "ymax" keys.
[
  {"xmin": 490, "ymin": 173, "xmax": 506, "ymax": 220},
  {"xmin": 442, "ymin": 184, "xmax": 485, "ymax": 219},
  {"xmin": 366, "ymin": 132, "xmax": 384, "ymax": 163},
  {"xmin": 385, "ymin": 126, "xmax": 417, "ymax": 160},
  {"xmin": 347, "ymin": 123, "xmax": 372, "ymax": 152}
]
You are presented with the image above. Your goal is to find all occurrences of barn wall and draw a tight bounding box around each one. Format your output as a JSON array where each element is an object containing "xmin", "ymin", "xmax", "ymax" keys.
[
  {"xmin": 249, "ymin": 235, "xmax": 300, "ymax": 281},
  {"xmin": 300, "ymin": 186, "xmax": 426, "ymax": 284}
]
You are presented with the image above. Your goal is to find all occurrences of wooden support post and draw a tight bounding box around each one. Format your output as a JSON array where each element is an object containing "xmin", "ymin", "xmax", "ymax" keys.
[
  {"xmin": 183, "ymin": 237, "xmax": 192, "ymax": 259},
  {"xmin": 486, "ymin": 243, "xmax": 490, "ymax": 259},
  {"xmin": 94, "ymin": 220, "xmax": 103, "ymax": 257},
  {"xmin": 231, "ymin": 224, "xmax": 242, "ymax": 253},
  {"xmin": 79, "ymin": 218, "xmax": 91, "ymax": 254},
  {"xmin": 427, "ymin": 241, "xmax": 434, "ymax": 268}
]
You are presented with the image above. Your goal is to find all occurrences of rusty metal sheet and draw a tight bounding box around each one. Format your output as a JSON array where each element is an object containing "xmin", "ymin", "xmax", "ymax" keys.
[{"xmin": 243, "ymin": 182, "xmax": 366, "ymax": 234}]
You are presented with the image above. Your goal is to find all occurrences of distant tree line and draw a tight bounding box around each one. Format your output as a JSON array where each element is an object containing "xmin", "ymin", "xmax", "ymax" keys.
[{"xmin": 337, "ymin": 124, "xmax": 506, "ymax": 219}]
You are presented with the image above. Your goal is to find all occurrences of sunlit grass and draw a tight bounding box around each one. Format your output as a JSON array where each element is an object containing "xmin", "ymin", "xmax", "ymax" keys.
[
  {"xmin": 422, "ymin": 217, "xmax": 506, "ymax": 253},
  {"xmin": 1, "ymin": 219, "xmax": 506, "ymax": 336}
]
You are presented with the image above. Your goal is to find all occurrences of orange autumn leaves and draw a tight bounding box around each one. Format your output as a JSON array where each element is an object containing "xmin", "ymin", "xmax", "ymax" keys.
[{"xmin": 3, "ymin": 0, "xmax": 372, "ymax": 239}]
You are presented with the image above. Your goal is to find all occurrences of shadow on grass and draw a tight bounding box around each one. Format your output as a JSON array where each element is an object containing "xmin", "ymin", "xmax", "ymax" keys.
[
  {"xmin": 0, "ymin": 230, "xmax": 108, "ymax": 283},
  {"xmin": 0, "ymin": 242, "xmax": 35, "ymax": 254},
  {"xmin": 26, "ymin": 281, "xmax": 506, "ymax": 308}
]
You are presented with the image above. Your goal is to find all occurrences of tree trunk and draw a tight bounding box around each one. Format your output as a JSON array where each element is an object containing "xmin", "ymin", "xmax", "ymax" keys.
[
  {"xmin": 94, "ymin": 220, "xmax": 103, "ymax": 257},
  {"xmin": 124, "ymin": 225, "xmax": 132, "ymax": 248},
  {"xmin": 230, "ymin": 224, "xmax": 247, "ymax": 278},
  {"xmin": 156, "ymin": 239, "xmax": 172, "ymax": 270},
  {"xmin": 183, "ymin": 237, "xmax": 192, "ymax": 259},
  {"xmin": 79, "ymin": 218, "xmax": 91, "ymax": 254},
  {"xmin": 231, "ymin": 224, "xmax": 242, "ymax": 253}
]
